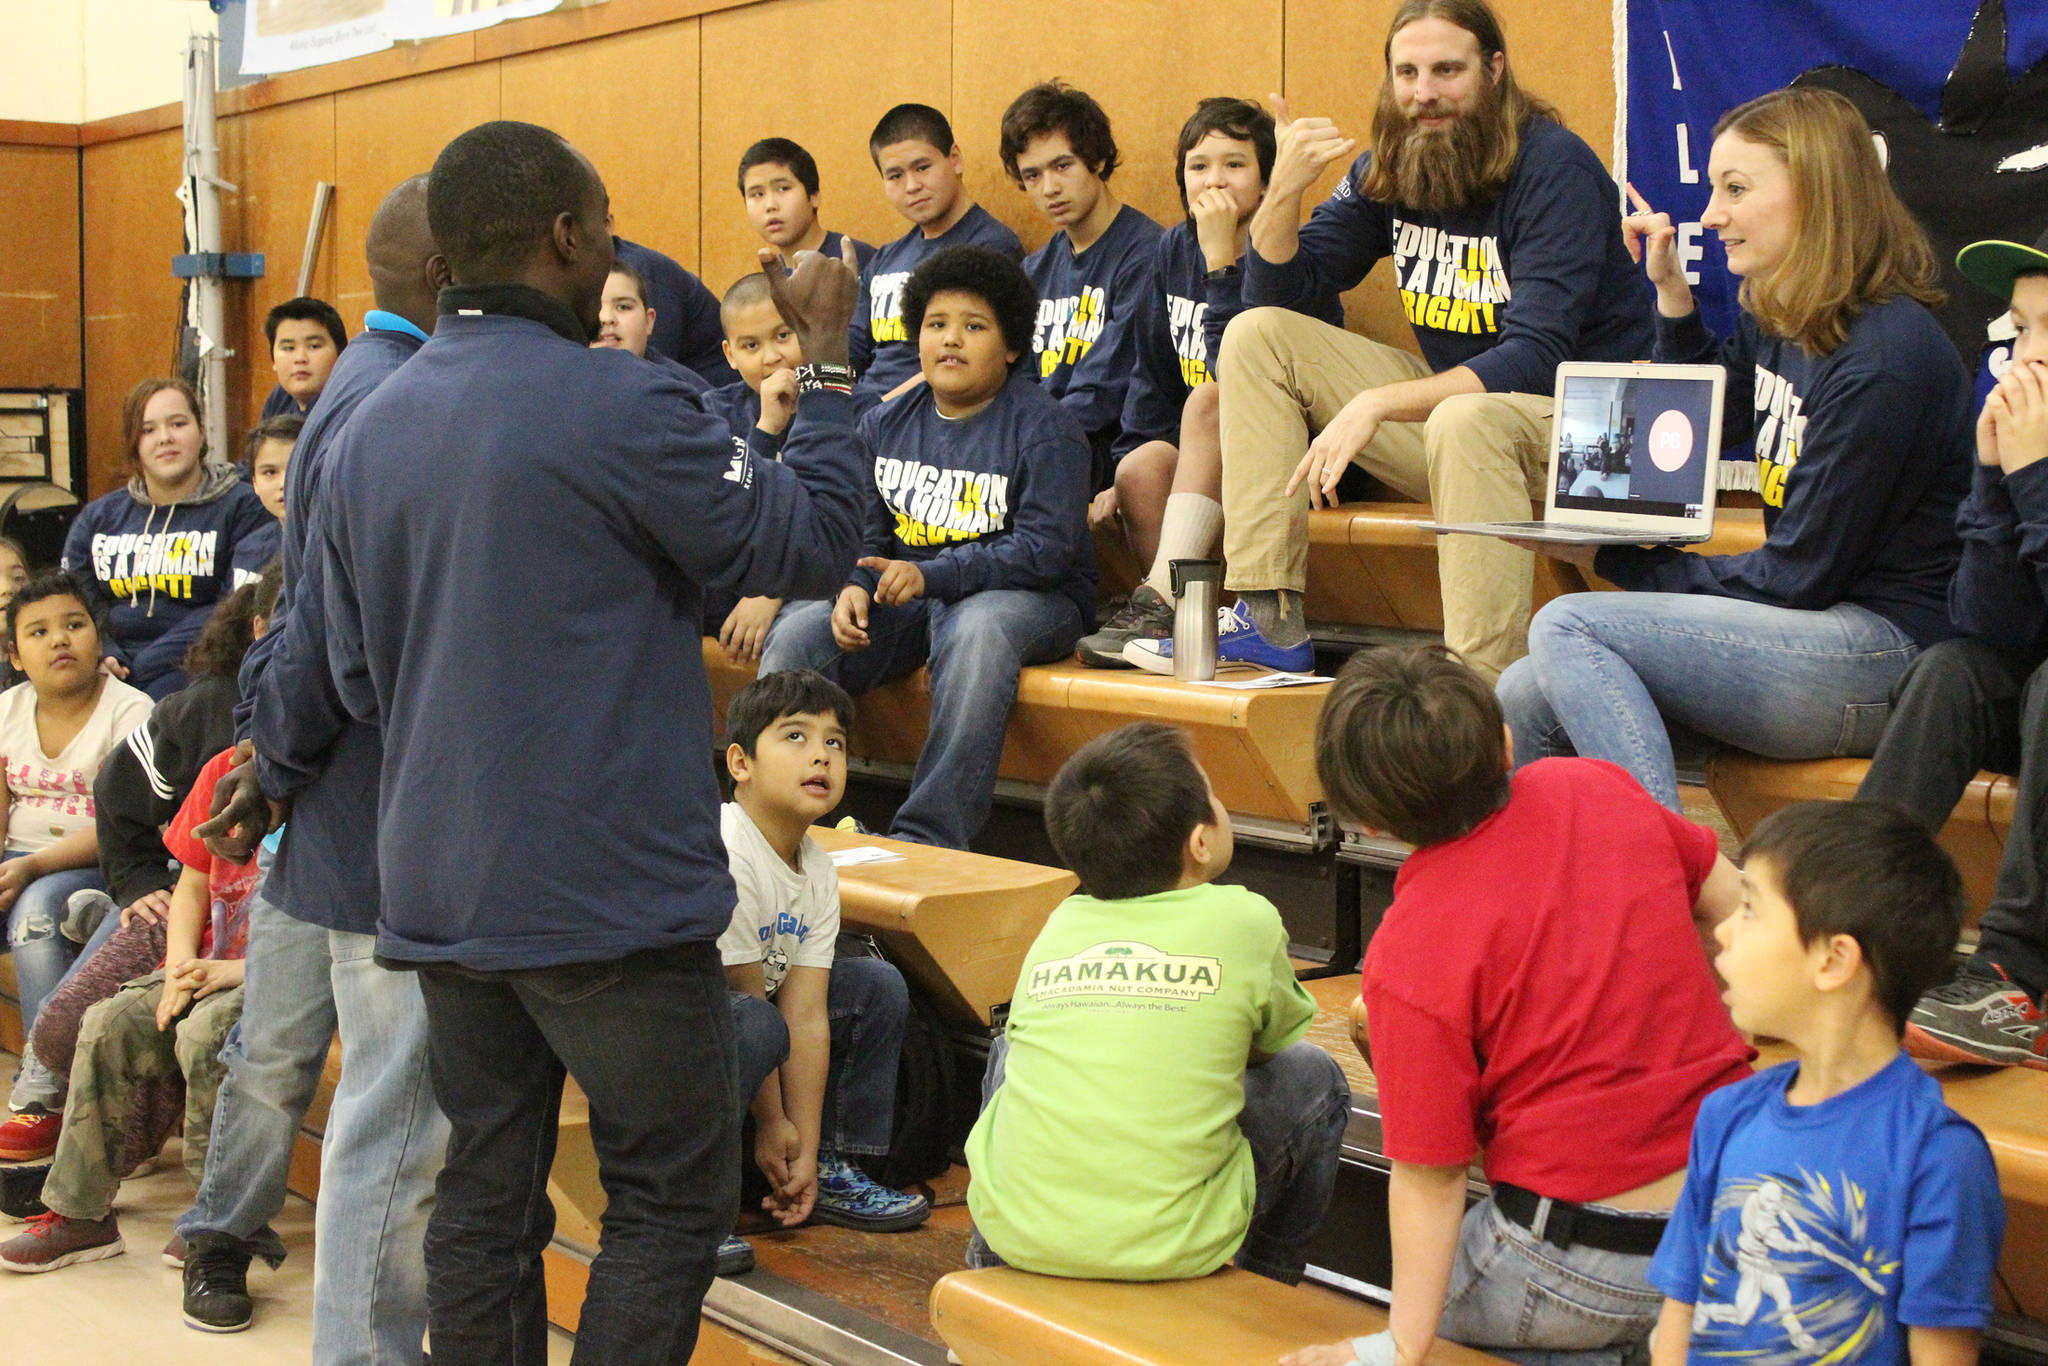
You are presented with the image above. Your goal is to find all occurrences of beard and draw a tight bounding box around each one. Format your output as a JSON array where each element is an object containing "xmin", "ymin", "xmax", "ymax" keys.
[{"xmin": 1385, "ymin": 88, "xmax": 1511, "ymax": 214}]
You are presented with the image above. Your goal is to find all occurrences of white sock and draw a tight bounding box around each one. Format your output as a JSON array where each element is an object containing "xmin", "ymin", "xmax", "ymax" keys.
[{"xmin": 1143, "ymin": 493, "xmax": 1224, "ymax": 597}]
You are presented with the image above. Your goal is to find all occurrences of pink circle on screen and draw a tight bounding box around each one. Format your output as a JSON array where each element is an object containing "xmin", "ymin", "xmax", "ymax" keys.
[{"xmin": 1647, "ymin": 409, "xmax": 1694, "ymax": 472}]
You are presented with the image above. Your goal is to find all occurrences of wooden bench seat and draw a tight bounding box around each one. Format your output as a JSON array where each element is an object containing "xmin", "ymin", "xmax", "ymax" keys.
[
  {"xmin": 932, "ymin": 1265, "xmax": 1509, "ymax": 1366},
  {"xmin": 1305, "ymin": 503, "xmax": 1769, "ymax": 632},
  {"xmin": 704, "ymin": 644, "xmax": 1332, "ymax": 833},
  {"xmin": 1706, "ymin": 752, "xmax": 2008, "ymax": 920}
]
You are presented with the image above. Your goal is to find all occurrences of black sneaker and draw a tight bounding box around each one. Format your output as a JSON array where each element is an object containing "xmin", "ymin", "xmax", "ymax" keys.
[
  {"xmin": 1076, "ymin": 585, "xmax": 1173, "ymax": 668},
  {"xmin": 1904, "ymin": 963, "xmax": 2048, "ymax": 1070},
  {"xmin": 716, "ymin": 1233, "xmax": 755, "ymax": 1277},
  {"xmin": 0, "ymin": 1163, "xmax": 49, "ymax": 1222},
  {"xmin": 183, "ymin": 1233, "xmax": 254, "ymax": 1333}
]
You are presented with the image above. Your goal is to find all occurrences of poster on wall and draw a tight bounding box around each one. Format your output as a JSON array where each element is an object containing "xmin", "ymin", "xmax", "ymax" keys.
[
  {"xmin": 241, "ymin": 0, "xmax": 563, "ymax": 75},
  {"xmin": 1621, "ymin": 0, "xmax": 2048, "ymax": 484}
]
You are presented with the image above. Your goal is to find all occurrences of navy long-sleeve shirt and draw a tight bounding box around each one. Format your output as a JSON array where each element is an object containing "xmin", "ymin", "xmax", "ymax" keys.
[
  {"xmin": 1244, "ymin": 118, "xmax": 1653, "ymax": 396},
  {"xmin": 244, "ymin": 324, "xmax": 425, "ymax": 934},
  {"xmin": 1950, "ymin": 459, "xmax": 2048, "ymax": 659},
  {"xmin": 703, "ymin": 379, "xmax": 787, "ymax": 466},
  {"xmin": 309, "ymin": 288, "xmax": 867, "ymax": 970},
  {"xmin": 1023, "ymin": 203, "xmax": 1162, "ymax": 456},
  {"xmin": 846, "ymin": 367, "xmax": 1095, "ymax": 626},
  {"xmin": 1596, "ymin": 301, "xmax": 1971, "ymax": 647},
  {"xmin": 850, "ymin": 205, "xmax": 1023, "ymax": 403},
  {"xmin": 1121, "ymin": 219, "xmax": 1346, "ymax": 449},
  {"xmin": 614, "ymin": 236, "xmax": 740, "ymax": 387}
]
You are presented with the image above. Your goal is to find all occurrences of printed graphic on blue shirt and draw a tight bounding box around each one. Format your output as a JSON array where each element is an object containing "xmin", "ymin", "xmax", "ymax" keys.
[
  {"xmin": 874, "ymin": 456, "xmax": 1011, "ymax": 547},
  {"xmin": 91, "ymin": 531, "xmax": 220, "ymax": 600},
  {"xmin": 1034, "ymin": 286, "xmax": 1107, "ymax": 378},
  {"xmin": 1691, "ymin": 1171, "xmax": 1897, "ymax": 1365},
  {"xmin": 1751, "ymin": 363, "xmax": 1807, "ymax": 509},
  {"xmin": 869, "ymin": 270, "xmax": 913, "ymax": 344},
  {"xmin": 1165, "ymin": 292, "xmax": 1212, "ymax": 387},
  {"xmin": 1390, "ymin": 216, "xmax": 1510, "ymax": 337}
]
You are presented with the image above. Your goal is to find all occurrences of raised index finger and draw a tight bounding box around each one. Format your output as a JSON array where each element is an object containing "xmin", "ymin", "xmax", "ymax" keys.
[{"xmin": 1625, "ymin": 181, "xmax": 1655, "ymax": 215}]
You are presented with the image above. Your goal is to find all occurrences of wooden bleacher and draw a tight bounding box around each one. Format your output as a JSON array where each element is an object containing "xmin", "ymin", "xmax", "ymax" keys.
[{"xmin": 703, "ymin": 645, "xmax": 1333, "ymax": 842}]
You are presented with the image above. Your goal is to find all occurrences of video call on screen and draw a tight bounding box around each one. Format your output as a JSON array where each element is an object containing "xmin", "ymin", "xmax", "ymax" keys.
[{"xmin": 1553, "ymin": 375, "xmax": 1716, "ymax": 519}]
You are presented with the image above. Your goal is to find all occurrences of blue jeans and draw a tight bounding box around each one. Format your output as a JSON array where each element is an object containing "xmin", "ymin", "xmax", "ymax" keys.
[
  {"xmin": 730, "ymin": 955, "xmax": 908, "ymax": 1157},
  {"xmin": 761, "ymin": 590, "xmax": 1086, "ymax": 849},
  {"xmin": 965, "ymin": 1033, "xmax": 1350, "ymax": 1284},
  {"xmin": 4, "ymin": 855, "xmax": 107, "ymax": 1043},
  {"xmin": 10, "ymin": 906, "xmax": 122, "ymax": 1111},
  {"xmin": 417, "ymin": 942, "xmax": 737, "ymax": 1366},
  {"xmin": 1498, "ymin": 593, "xmax": 1916, "ymax": 810},
  {"xmin": 1435, "ymin": 1197, "xmax": 1663, "ymax": 1366},
  {"xmin": 314, "ymin": 931, "xmax": 447, "ymax": 1366}
]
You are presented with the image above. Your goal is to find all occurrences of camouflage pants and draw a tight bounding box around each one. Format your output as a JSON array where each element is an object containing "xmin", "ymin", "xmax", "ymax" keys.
[{"xmin": 39, "ymin": 972, "xmax": 243, "ymax": 1221}]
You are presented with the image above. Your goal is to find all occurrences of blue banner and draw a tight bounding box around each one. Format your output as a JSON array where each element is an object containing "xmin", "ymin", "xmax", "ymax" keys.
[{"xmin": 1623, "ymin": 0, "xmax": 2048, "ymax": 371}]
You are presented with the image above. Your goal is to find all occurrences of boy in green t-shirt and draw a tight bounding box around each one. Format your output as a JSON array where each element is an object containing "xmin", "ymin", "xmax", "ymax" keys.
[{"xmin": 963, "ymin": 722, "xmax": 1349, "ymax": 1282}]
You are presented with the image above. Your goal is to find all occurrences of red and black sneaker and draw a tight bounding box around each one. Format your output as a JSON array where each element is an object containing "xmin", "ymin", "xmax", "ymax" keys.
[
  {"xmin": 1904, "ymin": 963, "xmax": 2048, "ymax": 1071},
  {"xmin": 0, "ymin": 1211, "xmax": 124, "ymax": 1272}
]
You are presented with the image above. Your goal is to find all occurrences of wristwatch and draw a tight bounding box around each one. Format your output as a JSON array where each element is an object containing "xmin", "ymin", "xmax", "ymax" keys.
[{"xmin": 797, "ymin": 361, "xmax": 856, "ymax": 394}]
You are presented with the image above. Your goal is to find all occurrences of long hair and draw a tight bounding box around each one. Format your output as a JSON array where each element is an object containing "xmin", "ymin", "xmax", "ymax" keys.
[
  {"xmin": 1360, "ymin": 0, "xmax": 1554, "ymax": 210},
  {"xmin": 1713, "ymin": 87, "xmax": 1942, "ymax": 355}
]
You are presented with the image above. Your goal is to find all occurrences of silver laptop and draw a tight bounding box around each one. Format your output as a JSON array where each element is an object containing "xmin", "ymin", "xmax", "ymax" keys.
[{"xmin": 1424, "ymin": 361, "xmax": 1727, "ymax": 545}]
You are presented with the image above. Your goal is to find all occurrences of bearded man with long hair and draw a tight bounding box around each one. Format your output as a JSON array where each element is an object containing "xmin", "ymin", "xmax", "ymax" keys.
[{"xmin": 1146, "ymin": 0, "xmax": 1652, "ymax": 684}]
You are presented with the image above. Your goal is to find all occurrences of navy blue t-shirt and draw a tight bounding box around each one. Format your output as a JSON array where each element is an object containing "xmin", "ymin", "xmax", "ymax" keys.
[
  {"xmin": 1649, "ymin": 1054, "xmax": 2002, "ymax": 1366},
  {"xmin": 1022, "ymin": 203, "xmax": 1162, "ymax": 455},
  {"xmin": 614, "ymin": 236, "xmax": 740, "ymax": 387},
  {"xmin": 1244, "ymin": 118, "xmax": 1654, "ymax": 395},
  {"xmin": 851, "ymin": 205, "xmax": 1024, "ymax": 403},
  {"xmin": 1121, "ymin": 219, "xmax": 1346, "ymax": 449}
]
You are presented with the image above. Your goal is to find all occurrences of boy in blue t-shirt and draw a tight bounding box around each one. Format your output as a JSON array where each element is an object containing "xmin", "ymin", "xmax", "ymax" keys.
[
  {"xmin": 851, "ymin": 104, "xmax": 1024, "ymax": 407},
  {"xmin": 1648, "ymin": 802, "xmax": 2004, "ymax": 1366},
  {"xmin": 740, "ymin": 137, "xmax": 876, "ymax": 277},
  {"xmin": 762, "ymin": 245, "xmax": 1093, "ymax": 850}
]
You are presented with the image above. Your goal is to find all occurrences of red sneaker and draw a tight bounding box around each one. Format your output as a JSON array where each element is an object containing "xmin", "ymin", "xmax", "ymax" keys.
[
  {"xmin": 0, "ymin": 1211, "xmax": 124, "ymax": 1272},
  {"xmin": 0, "ymin": 1112, "xmax": 59, "ymax": 1162}
]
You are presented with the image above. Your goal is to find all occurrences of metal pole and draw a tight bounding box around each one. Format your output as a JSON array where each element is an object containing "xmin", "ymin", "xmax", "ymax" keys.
[{"xmin": 182, "ymin": 35, "xmax": 231, "ymax": 463}]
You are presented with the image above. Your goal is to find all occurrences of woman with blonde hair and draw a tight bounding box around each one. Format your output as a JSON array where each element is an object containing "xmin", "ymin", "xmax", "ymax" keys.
[{"xmin": 1497, "ymin": 86, "xmax": 1973, "ymax": 810}]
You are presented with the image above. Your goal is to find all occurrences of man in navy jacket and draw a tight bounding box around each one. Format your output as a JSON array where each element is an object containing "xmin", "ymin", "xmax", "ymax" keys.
[
  {"xmin": 178, "ymin": 175, "xmax": 456, "ymax": 1350},
  {"xmin": 274, "ymin": 121, "xmax": 863, "ymax": 1365}
]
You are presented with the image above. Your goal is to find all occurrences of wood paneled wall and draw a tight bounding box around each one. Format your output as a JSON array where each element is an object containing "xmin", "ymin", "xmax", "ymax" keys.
[
  {"xmin": 59, "ymin": 0, "xmax": 1615, "ymax": 496},
  {"xmin": 0, "ymin": 131, "xmax": 83, "ymax": 394}
]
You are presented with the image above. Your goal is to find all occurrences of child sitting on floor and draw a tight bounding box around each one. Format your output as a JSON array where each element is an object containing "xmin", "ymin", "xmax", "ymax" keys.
[
  {"xmin": 965, "ymin": 721, "xmax": 1349, "ymax": 1283},
  {"xmin": 717, "ymin": 670, "xmax": 929, "ymax": 1277},
  {"xmin": 1286, "ymin": 645, "xmax": 1754, "ymax": 1366},
  {"xmin": 0, "ymin": 742, "xmax": 263, "ymax": 1271},
  {"xmin": 1648, "ymin": 801, "xmax": 2004, "ymax": 1366}
]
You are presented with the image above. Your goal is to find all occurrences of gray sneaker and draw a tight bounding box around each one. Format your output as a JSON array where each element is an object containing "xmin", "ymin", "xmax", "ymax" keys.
[
  {"xmin": 1076, "ymin": 585, "xmax": 1173, "ymax": 668},
  {"xmin": 1904, "ymin": 963, "xmax": 2047, "ymax": 1070},
  {"xmin": 61, "ymin": 888, "xmax": 116, "ymax": 945}
]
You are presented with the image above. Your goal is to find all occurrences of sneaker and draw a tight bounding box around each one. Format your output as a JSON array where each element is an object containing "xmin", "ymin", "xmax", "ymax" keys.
[
  {"xmin": 1075, "ymin": 586, "xmax": 1174, "ymax": 669},
  {"xmin": 1121, "ymin": 601, "xmax": 1315, "ymax": 675},
  {"xmin": 809, "ymin": 1152, "xmax": 931, "ymax": 1232},
  {"xmin": 183, "ymin": 1233, "xmax": 254, "ymax": 1332},
  {"xmin": 716, "ymin": 1233, "xmax": 755, "ymax": 1277},
  {"xmin": 0, "ymin": 1111, "xmax": 60, "ymax": 1162},
  {"xmin": 0, "ymin": 1211, "xmax": 124, "ymax": 1272},
  {"xmin": 162, "ymin": 1231, "xmax": 187, "ymax": 1268},
  {"xmin": 0, "ymin": 1163, "xmax": 49, "ymax": 1222},
  {"xmin": 61, "ymin": 887, "xmax": 116, "ymax": 944},
  {"xmin": 1904, "ymin": 963, "xmax": 2048, "ymax": 1070}
]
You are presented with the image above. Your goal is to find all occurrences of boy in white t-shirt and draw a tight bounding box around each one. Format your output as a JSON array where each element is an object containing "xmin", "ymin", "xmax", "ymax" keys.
[{"xmin": 717, "ymin": 670, "xmax": 930, "ymax": 1276}]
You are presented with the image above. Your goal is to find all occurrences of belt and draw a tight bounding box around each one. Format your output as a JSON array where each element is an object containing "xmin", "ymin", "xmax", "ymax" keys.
[{"xmin": 1492, "ymin": 1182, "xmax": 1669, "ymax": 1257}]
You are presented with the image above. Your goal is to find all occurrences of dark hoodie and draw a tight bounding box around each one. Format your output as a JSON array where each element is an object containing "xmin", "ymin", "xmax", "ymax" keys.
[{"xmin": 62, "ymin": 463, "xmax": 272, "ymax": 700}]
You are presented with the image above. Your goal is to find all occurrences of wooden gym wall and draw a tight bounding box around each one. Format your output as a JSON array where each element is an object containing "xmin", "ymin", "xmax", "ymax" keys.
[{"xmin": 6, "ymin": 0, "xmax": 1616, "ymax": 500}]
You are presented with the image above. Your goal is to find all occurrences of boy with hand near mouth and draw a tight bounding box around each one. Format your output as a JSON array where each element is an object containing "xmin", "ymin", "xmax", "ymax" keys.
[{"xmin": 715, "ymin": 670, "xmax": 929, "ymax": 1277}]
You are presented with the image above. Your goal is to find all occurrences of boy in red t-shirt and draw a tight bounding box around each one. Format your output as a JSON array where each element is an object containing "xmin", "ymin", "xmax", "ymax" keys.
[
  {"xmin": 0, "ymin": 747, "xmax": 261, "ymax": 1272},
  {"xmin": 1284, "ymin": 647, "xmax": 1754, "ymax": 1366}
]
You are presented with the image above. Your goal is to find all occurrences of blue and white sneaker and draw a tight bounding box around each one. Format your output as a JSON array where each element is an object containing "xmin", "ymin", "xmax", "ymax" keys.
[
  {"xmin": 716, "ymin": 1233, "xmax": 755, "ymax": 1276},
  {"xmin": 1121, "ymin": 601, "xmax": 1314, "ymax": 675},
  {"xmin": 809, "ymin": 1153, "xmax": 931, "ymax": 1232}
]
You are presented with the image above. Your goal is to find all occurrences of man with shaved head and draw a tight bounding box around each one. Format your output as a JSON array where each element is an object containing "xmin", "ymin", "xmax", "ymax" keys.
[
  {"xmin": 175, "ymin": 172, "xmax": 452, "ymax": 1356},
  {"xmin": 217, "ymin": 120, "xmax": 866, "ymax": 1364}
]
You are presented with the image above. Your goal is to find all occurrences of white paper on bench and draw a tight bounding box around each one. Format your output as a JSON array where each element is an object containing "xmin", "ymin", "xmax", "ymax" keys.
[
  {"xmin": 1189, "ymin": 672, "xmax": 1332, "ymax": 690},
  {"xmin": 828, "ymin": 846, "xmax": 908, "ymax": 867}
]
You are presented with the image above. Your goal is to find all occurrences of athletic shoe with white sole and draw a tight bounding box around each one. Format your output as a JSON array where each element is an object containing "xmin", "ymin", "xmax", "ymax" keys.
[
  {"xmin": 1903, "ymin": 963, "xmax": 2047, "ymax": 1070},
  {"xmin": 0, "ymin": 1211, "xmax": 124, "ymax": 1272},
  {"xmin": 1075, "ymin": 586, "xmax": 1173, "ymax": 669},
  {"xmin": 1121, "ymin": 601, "xmax": 1314, "ymax": 675}
]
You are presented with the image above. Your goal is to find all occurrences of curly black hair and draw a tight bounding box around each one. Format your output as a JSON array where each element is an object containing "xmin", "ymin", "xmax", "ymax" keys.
[
  {"xmin": 1000, "ymin": 80, "xmax": 1120, "ymax": 183},
  {"xmin": 181, "ymin": 561, "xmax": 282, "ymax": 681},
  {"xmin": 899, "ymin": 245, "xmax": 1039, "ymax": 366}
]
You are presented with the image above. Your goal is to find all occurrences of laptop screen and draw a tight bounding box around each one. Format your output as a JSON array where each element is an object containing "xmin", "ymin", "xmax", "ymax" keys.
[{"xmin": 1552, "ymin": 372, "xmax": 1719, "ymax": 519}]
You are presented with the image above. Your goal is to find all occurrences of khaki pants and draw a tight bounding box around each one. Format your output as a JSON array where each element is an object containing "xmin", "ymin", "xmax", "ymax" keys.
[{"xmin": 1218, "ymin": 306, "xmax": 1554, "ymax": 680}]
